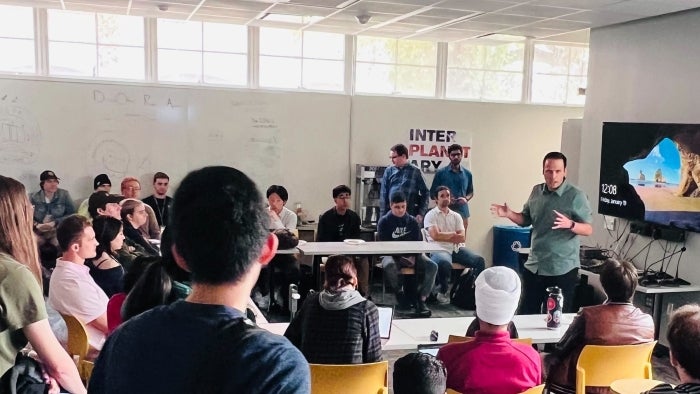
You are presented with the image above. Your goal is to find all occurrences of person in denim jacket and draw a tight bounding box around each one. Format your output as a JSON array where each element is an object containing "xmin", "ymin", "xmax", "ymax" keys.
[{"xmin": 29, "ymin": 170, "xmax": 76, "ymax": 245}]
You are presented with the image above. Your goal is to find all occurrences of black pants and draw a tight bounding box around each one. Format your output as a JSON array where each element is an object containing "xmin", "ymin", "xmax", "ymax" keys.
[
  {"xmin": 257, "ymin": 254, "xmax": 300, "ymax": 310},
  {"xmin": 520, "ymin": 268, "xmax": 578, "ymax": 315}
]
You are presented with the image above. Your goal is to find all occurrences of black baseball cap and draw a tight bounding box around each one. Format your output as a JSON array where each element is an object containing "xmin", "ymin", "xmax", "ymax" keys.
[
  {"xmin": 40, "ymin": 170, "xmax": 60, "ymax": 182},
  {"xmin": 88, "ymin": 192, "xmax": 124, "ymax": 218}
]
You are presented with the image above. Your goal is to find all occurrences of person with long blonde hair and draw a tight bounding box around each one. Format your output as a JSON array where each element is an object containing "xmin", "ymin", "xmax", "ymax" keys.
[{"xmin": 0, "ymin": 175, "xmax": 85, "ymax": 394}]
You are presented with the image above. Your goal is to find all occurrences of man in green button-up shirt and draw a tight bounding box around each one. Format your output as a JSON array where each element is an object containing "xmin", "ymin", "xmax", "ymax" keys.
[{"xmin": 491, "ymin": 152, "xmax": 592, "ymax": 314}]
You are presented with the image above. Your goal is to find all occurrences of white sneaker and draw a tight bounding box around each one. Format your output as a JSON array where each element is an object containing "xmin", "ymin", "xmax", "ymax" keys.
[{"xmin": 436, "ymin": 292, "xmax": 451, "ymax": 304}]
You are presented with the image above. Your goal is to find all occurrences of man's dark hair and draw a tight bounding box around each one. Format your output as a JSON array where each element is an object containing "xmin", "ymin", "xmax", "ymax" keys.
[
  {"xmin": 390, "ymin": 192, "xmax": 407, "ymax": 204},
  {"xmin": 153, "ymin": 172, "xmax": 169, "ymax": 182},
  {"xmin": 391, "ymin": 144, "xmax": 409, "ymax": 158},
  {"xmin": 393, "ymin": 352, "xmax": 446, "ymax": 394},
  {"xmin": 332, "ymin": 185, "xmax": 351, "ymax": 198},
  {"xmin": 56, "ymin": 214, "xmax": 91, "ymax": 252},
  {"xmin": 447, "ymin": 144, "xmax": 462, "ymax": 154},
  {"xmin": 172, "ymin": 166, "xmax": 269, "ymax": 285},
  {"xmin": 600, "ymin": 258, "xmax": 637, "ymax": 302},
  {"xmin": 435, "ymin": 186, "xmax": 450, "ymax": 196},
  {"xmin": 667, "ymin": 304, "xmax": 700, "ymax": 380},
  {"xmin": 543, "ymin": 151, "xmax": 567, "ymax": 168},
  {"xmin": 266, "ymin": 185, "xmax": 289, "ymax": 202}
]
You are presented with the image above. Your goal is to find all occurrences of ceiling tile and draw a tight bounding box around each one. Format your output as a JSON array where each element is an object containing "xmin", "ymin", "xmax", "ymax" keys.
[
  {"xmin": 267, "ymin": 4, "xmax": 338, "ymax": 16},
  {"xmin": 448, "ymin": 19, "xmax": 510, "ymax": 31},
  {"xmin": 495, "ymin": 4, "xmax": 582, "ymax": 18},
  {"xmin": 529, "ymin": 0, "xmax": 626, "ymax": 9},
  {"xmin": 401, "ymin": 14, "xmax": 453, "ymax": 25},
  {"xmin": 436, "ymin": 0, "xmax": 522, "ymax": 13},
  {"xmin": 501, "ymin": 25, "xmax": 568, "ymax": 38},
  {"xmin": 528, "ymin": 17, "xmax": 591, "ymax": 29},
  {"xmin": 471, "ymin": 13, "xmax": 545, "ymax": 25}
]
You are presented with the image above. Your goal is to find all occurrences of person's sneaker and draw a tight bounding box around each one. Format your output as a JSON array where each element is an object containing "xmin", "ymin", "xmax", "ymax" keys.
[
  {"xmin": 436, "ymin": 292, "xmax": 451, "ymax": 304},
  {"xmin": 415, "ymin": 300, "xmax": 432, "ymax": 317}
]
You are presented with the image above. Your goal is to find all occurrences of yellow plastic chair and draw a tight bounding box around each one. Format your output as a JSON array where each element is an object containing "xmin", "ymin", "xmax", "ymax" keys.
[
  {"xmin": 60, "ymin": 314, "xmax": 92, "ymax": 383},
  {"xmin": 519, "ymin": 384, "xmax": 545, "ymax": 394},
  {"xmin": 575, "ymin": 341, "xmax": 657, "ymax": 394},
  {"xmin": 309, "ymin": 361, "xmax": 388, "ymax": 394},
  {"xmin": 447, "ymin": 334, "xmax": 533, "ymax": 345}
]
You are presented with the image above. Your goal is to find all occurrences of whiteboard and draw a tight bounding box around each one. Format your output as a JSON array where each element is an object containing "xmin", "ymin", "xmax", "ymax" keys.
[{"xmin": 0, "ymin": 78, "xmax": 351, "ymax": 215}]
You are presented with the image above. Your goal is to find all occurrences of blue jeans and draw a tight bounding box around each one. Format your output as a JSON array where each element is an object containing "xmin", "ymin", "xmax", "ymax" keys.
[
  {"xmin": 430, "ymin": 248, "xmax": 485, "ymax": 294},
  {"xmin": 382, "ymin": 254, "xmax": 438, "ymax": 299}
]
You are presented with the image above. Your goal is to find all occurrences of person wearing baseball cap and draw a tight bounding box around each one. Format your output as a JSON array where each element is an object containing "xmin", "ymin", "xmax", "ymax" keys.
[
  {"xmin": 437, "ymin": 266, "xmax": 541, "ymax": 394},
  {"xmin": 77, "ymin": 174, "xmax": 113, "ymax": 218},
  {"xmin": 29, "ymin": 170, "xmax": 76, "ymax": 246}
]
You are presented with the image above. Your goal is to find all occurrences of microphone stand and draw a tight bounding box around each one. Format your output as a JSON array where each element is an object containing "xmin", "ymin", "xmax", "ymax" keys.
[
  {"xmin": 660, "ymin": 246, "xmax": 689, "ymax": 286},
  {"xmin": 639, "ymin": 247, "xmax": 687, "ymax": 287}
]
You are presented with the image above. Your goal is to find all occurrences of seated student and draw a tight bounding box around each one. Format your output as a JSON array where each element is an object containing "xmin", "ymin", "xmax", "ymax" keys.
[
  {"xmin": 545, "ymin": 259, "xmax": 655, "ymax": 394},
  {"xmin": 255, "ymin": 185, "xmax": 300, "ymax": 311},
  {"xmin": 30, "ymin": 170, "xmax": 76, "ymax": 248},
  {"xmin": 77, "ymin": 174, "xmax": 112, "ymax": 217},
  {"xmin": 644, "ymin": 304, "xmax": 700, "ymax": 394},
  {"xmin": 284, "ymin": 254, "xmax": 382, "ymax": 364},
  {"xmin": 121, "ymin": 176, "xmax": 160, "ymax": 240},
  {"xmin": 49, "ymin": 214, "xmax": 109, "ymax": 356},
  {"xmin": 120, "ymin": 199, "xmax": 159, "ymax": 256},
  {"xmin": 85, "ymin": 216, "xmax": 125, "ymax": 297},
  {"xmin": 393, "ymin": 352, "xmax": 447, "ymax": 394},
  {"xmin": 437, "ymin": 266, "xmax": 541, "ymax": 394},
  {"xmin": 378, "ymin": 191, "xmax": 437, "ymax": 316},
  {"xmin": 424, "ymin": 186, "xmax": 485, "ymax": 303},
  {"xmin": 316, "ymin": 185, "xmax": 370, "ymax": 296}
]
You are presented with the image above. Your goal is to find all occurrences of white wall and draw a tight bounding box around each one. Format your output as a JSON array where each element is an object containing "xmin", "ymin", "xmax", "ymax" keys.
[
  {"xmin": 581, "ymin": 9, "xmax": 700, "ymax": 285},
  {"xmin": 350, "ymin": 95, "xmax": 582, "ymax": 262}
]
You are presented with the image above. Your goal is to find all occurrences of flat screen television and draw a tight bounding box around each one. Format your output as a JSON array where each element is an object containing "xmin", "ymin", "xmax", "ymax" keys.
[{"xmin": 599, "ymin": 122, "xmax": 700, "ymax": 232}]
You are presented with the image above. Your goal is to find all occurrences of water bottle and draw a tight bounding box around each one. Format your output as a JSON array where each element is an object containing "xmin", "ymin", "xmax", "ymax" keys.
[
  {"xmin": 289, "ymin": 283, "xmax": 300, "ymax": 321},
  {"xmin": 546, "ymin": 286, "xmax": 563, "ymax": 329}
]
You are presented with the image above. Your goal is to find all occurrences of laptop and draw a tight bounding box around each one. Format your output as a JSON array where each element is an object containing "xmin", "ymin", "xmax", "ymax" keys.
[{"xmin": 377, "ymin": 306, "xmax": 394, "ymax": 339}]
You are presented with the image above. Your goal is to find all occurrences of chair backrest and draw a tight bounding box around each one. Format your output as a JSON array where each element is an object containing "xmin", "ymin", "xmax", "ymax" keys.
[
  {"xmin": 446, "ymin": 389, "xmax": 461, "ymax": 394},
  {"xmin": 310, "ymin": 361, "xmax": 388, "ymax": 394},
  {"xmin": 60, "ymin": 314, "xmax": 89, "ymax": 362},
  {"xmin": 575, "ymin": 341, "xmax": 657, "ymax": 394},
  {"xmin": 519, "ymin": 384, "xmax": 545, "ymax": 394},
  {"xmin": 447, "ymin": 334, "xmax": 532, "ymax": 345}
]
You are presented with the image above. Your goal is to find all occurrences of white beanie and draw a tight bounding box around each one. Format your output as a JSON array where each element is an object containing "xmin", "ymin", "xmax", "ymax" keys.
[{"xmin": 475, "ymin": 266, "xmax": 522, "ymax": 326}]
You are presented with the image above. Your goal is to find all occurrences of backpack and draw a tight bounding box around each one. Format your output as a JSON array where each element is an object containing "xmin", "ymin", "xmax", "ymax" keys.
[
  {"xmin": 0, "ymin": 352, "xmax": 47, "ymax": 394},
  {"xmin": 450, "ymin": 269, "xmax": 477, "ymax": 310}
]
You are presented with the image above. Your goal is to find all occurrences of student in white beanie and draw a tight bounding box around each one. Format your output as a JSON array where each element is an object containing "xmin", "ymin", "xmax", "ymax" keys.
[{"xmin": 437, "ymin": 266, "xmax": 542, "ymax": 394}]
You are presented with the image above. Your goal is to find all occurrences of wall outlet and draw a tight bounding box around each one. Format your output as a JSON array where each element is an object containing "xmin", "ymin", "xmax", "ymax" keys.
[{"xmin": 604, "ymin": 216, "xmax": 616, "ymax": 231}]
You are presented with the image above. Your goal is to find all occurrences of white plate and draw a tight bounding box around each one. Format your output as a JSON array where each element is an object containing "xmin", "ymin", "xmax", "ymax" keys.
[
  {"xmin": 297, "ymin": 240, "xmax": 307, "ymax": 246},
  {"xmin": 343, "ymin": 239, "xmax": 366, "ymax": 245}
]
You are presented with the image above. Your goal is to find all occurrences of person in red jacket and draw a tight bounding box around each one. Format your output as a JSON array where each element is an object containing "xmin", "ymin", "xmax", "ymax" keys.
[{"xmin": 438, "ymin": 266, "xmax": 541, "ymax": 394}]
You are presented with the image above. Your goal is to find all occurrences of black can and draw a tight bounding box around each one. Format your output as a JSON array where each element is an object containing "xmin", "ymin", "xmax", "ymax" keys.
[{"xmin": 546, "ymin": 286, "xmax": 563, "ymax": 329}]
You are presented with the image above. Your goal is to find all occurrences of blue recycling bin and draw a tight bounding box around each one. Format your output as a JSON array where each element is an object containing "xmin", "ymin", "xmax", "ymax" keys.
[{"xmin": 493, "ymin": 225, "xmax": 531, "ymax": 272}]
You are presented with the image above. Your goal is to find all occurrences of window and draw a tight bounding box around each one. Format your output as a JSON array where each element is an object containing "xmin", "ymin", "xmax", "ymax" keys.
[
  {"xmin": 259, "ymin": 28, "xmax": 344, "ymax": 91},
  {"xmin": 446, "ymin": 36, "xmax": 524, "ymax": 102},
  {"xmin": 532, "ymin": 43, "xmax": 588, "ymax": 105},
  {"xmin": 0, "ymin": 5, "xmax": 35, "ymax": 74},
  {"xmin": 48, "ymin": 10, "xmax": 144, "ymax": 79},
  {"xmin": 157, "ymin": 19, "xmax": 247, "ymax": 85},
  {"xmin": 355, "ymin": 36, "xmax": 437, "ymax": 97}
]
